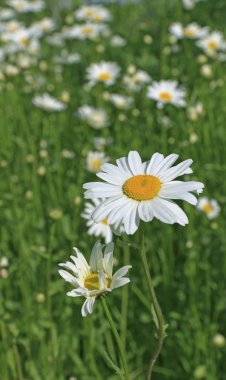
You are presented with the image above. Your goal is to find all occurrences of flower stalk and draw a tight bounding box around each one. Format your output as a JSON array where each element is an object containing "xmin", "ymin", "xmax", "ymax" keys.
[
  {"xmin": 139, "ymin": 224, "xmax": 166, "ymax": 380},
  {"xmin": 101, "ymin": 296, "xmax": 131, "ymax": 380}
]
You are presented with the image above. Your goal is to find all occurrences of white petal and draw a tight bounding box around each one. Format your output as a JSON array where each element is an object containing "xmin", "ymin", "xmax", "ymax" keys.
[
  {"xmin": 138, "ymin": 201, "xmax": 154, "ymax": 222},
  {"xmin": 98, "ymin": 270, "xmax": 107, "ymax": 290},
  {"xmin": 112, "ymin": 265, "xmax": 132, "ymax": 281},
  {"xmin": 146, "ymin": 153, "xmax": 165, "ymax": 175},
  {"xmin": 160, "ymin": 159, "xmax": 193, "ymax": 182},
  {"xmin": 155, "ymin": 198, "xmax": 188, "ymax": 225},
  {"xmin": 123, "ymin": 202, "xmax": 140, "ymax": 235},
  {"xmin": 111, "ymin": 277, "xmax": 130, "ymax": 289},
  {"xmin": 89, "ymin": 241, "xmax": 103, "ymax": 271},
  {"xmin": 127, "ymin": 151, "xmax": 144, "ymax": 175},
  {"xmin": 58, "ymin": 269, "xmax": 79, "ymax": 285}
]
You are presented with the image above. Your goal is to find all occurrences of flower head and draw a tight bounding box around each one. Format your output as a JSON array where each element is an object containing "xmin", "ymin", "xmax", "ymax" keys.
[
  {"xmin": 147, "ymin": 80, "xmax": 186, "ymax": 108},
  {"xmin": 32, "ymin": 93, "xmax": 66, "ymax": 112},
  {"xmin": 83, "ymin": 151, "xmax": 204, "ymax": 235},
  {"xmin": 86, "ymin": 61, "xmax": 120, "ymax": 87},
  {"xmin": 197, "ymin": 197, "xmax": 220, "ymax": 219},
  {"xmin": 59, "ymin": 242, "xmax": 131, "ymax": 317},
  {"xmin": 82, "ymin": 199, "xmax": 124, "ymax": 243}
]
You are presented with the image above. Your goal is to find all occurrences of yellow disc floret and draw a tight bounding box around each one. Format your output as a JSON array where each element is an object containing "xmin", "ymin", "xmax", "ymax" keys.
[
  {"xmin": 123, "ymin": 174, "xmax": 161, "ymax": 201},
  {"xmin": 98, "ymin": 72, "xmax": 112, "ymax": 81},
  {"xmin": 203, "ymin": 204, "xmax": 213, "ymax": 214},
  {"xmin": 159, "ymin": 91, "xmax": 173, "ymax": 102},
  {"xmin": 84, "ymin": 272, "xmax": 111, "ymax": 291}
]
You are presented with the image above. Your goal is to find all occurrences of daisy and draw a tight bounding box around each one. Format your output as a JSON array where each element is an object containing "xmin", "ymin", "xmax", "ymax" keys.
[
  {"xmin": 82, "ymin": 199, "xmax": 124, "ymax": 243},
  {"xmin": 78, "ymin": 105, "xmax": 109, "ymax": 129},
  {"xmin": 32, "ymin": 93, "xmax": 67, "ymax": 112},
  {"xmin": 123, "ymin": 70, "xmax": 151, "ymax": 92},
  {"xmin": 169, "ymin": 22, "xmax": 208, "ymax": 40},
  {"xmin": 86, "ymin": 151, "xmax": 109, "ymax": 173},
  {"xmin": 64, "ymin": 23, "xmax": 108, "ymax": 40},
  {"xmin": 197, "ymin": 197, "xmax": 220, "ymax": 219},
  {"xmin": 83, "ymin": 151, "xmax": 204, "ymax": 235},
  {"xmin": 86, "ymin": 61, "xmax": 120, "ymax": 87},
  {"xmin": 147, "ymin": 80, "xmax": 186, "ymax": 108},
  {"xmin": 197, "ymin": 32, "xmax": 226, "ymax": 56},
  {"xmin": 59, "ymin": 241, "xmax": 131, "ymax": 317},
  {"xmin": 108, "ymin": 94, "xmax": 133, "ymax": 109},
  {"xmin": 75, "ymin": 5, "xmax": 111, "ymax": 23}
]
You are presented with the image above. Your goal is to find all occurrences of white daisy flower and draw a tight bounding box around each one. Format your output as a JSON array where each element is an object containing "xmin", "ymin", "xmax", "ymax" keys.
[
  {"xmin": 197, "ymin": 197, "xmax": 220, "ymax": 219},
  {"xmin": 197, "ymin": 32, "xmax": 226, "ymax": 56},
  {"xmin": 82, "ymin": 199, "xmax": 124, "ymax": 243},
  {"xmin": 110, "ymin": 35, "xmax": 127, "ymax": 47},
  {"xmin": 59, "ymin": 241, "xmax": 131, "ymax": 317},
  {"xmin": 75, "ymin": 5, "xmax": 111, "ymax": 23},
  {"xmin": 147, "ymin": 80, "xmax": 186, "ymax": 108},
  {"xmin": 32, "ymin": 93, "xmax": 67, "ymax": 112},
  {"xmin": 182, "ymin": 0, "xmax": 206, "ymax": 10},
  {"xmin": 86, "ymin": 61, "xmax": 120, "ymax": 87},
  {"xmin": 78, "ymin": 105, "xmax": 109, "ymax": 129},
  {"xmin": 83, "ymin": 151, "xmax": 204, "ymax": 235},
  {"xmin": 64, "ymin": 23, "xmax": 108, "ymax": 40},
  {"xmin": 169, "ymin": 22, "xmax": 208, "ymax": 39},
  {"xmin": 123, "ymin": 70, "xmax": 151, "ymax": 92},
  {"xmin": 108, "ymin": 94, "xmax": 133, "ymax": 109},
  {"xmin": 7, "ymin": 0, "xmax": 44, "ymax": 13},
  {"xmin": 86, "ymin": 151, "xmax": 109, "ymax": 173},
  {"xmin": 0, "ymin": 8, "xmax": 15, "ymax": 20}
]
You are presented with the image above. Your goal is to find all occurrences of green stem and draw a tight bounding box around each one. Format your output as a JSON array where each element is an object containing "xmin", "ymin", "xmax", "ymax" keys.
[
  {"xmin": 120, "ymin": 240, "xmax": 130, "ymax": 351},
  {"xmin": 101, "ymin": 297, "xmax": 130, "ymax": 380},
  {"xmin": 139, "ymin": 224, "xmax": 165, "ymax": 380}
]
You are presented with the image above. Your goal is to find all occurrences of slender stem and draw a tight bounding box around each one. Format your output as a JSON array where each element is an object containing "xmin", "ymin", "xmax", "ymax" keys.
[
  {"xmin": 120, "ymin": 240, "xmax": 130, "ymax": 351},
  {"xmin": 139, "ymin": 224, "xmax": 165, "ymax": 380},
  {"xmin": 101, "ymin": 297, "xmax": 131, "ymax": 380}
]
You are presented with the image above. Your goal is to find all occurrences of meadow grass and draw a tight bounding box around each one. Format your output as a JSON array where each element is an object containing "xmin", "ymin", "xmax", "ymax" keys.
[{"xmin": 0, "ymin": 0, "xmax": 226, "ymax": 379}]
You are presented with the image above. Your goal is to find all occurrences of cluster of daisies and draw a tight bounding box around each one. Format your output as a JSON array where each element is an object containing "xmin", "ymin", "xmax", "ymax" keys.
[{"xmin": 169, "ymin": 22, "xmax": 226, "ymax": 59}]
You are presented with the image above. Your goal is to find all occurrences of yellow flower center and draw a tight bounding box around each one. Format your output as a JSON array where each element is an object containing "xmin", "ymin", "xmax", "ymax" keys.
[
  {"xmin": 184, "ymin": 28, "xmax": 196, "ymax": 37},
  {"xmin": 81, "ymin": 26, "xmax": 93, "ymax": 34},
  {"xmin": 84, "ymin": 272, "xmax": 111, "ymax": 291},
  {"xmin": 91, "ymin": 159, "xmax": 102, "ymax": 169},
  {"xmin": 203, "ymin": 204, "xmax": 213, "ymax": 214},
  {"xmin": 159, "ymin": 91, "xmax": 173, "ymax": 102},
  {"xmin": 102, "ymin": 218, "xmax": 108, "ymax": 225},
  {"xmin": 123, "ymin": 174, "xmax": 161, "ymax": 201},
  {"xmin": 20, "ymin": 36, "xmax": 29, "ymax": 46},
  {"xmin": 98, "ymin": 72, "xmax": 112, "ymax": 81},
  {"xmin": 208, "ymin": 41, "xmax": 218, "ymax": 50}
]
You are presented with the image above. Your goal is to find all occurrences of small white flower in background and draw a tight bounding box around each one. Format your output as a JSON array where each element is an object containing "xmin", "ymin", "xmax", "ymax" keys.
[
  {"xmin": 83, "ymin": 151, "xmax": 204, "ymax": 235},
  {"xmin": 187, "ymin": 102, "xmax": 204, "ymax": 121},
  {"xmin": 93, "ymin": 137, "xmax": 113, "ymax": 150},
  {"xmin": 182, "ymin": 0, "xmax": 205, "ymax": 10},
  {"xmin": 86, "ymin": 151, "xmax": 109, "ymax": 173},
  {"xmin": 54, "ymin": 52, "xmax": 81, "ymax": 65},
  {"xmin": 82, "ymin": 199, "xmax": 124, "ymax": 243},
  {"xmin": 32, "ymin": 93, "xmax": 67, "ymax": 112},
  {"xmin": 86, "ymin": 61, "xmax": 120, "ymax": 87},
  {"xmin": 59, "ymin": 241, "xmax": 131, "ymax": 317},
  {"xmin": 0, "ymin": 8, "xmax": 15, "ymax": 20},
  {"xmin": 75, "ymin": 5, "xmax": 111, "ymax": 23},
  {"xmin": 7, "ymin": 0, "xmax": 45, "ymax": 13},
  {"xmin": 169, "ymin": 22, "xmax": 208, "ymax": 40},
  {"xmin": 197, "ymin": 197, "xmax": 220, "ymax": 219},
  {"xmin": 29, "ymin": 17, "xmax": 56, "ymax": 37},
  {"xmin": 197, "ymin": 32, "xmax": 226, "ymax": 56},
  {"xmin": 110, "ymin": 35, "xmax": 127, "ymax": 47},
  {"xmin": 78, "ymin": 105, "xmax": 109, "ymax": 129},
  {"xmin": 213, "ymin": 334, "xmax": 225, "ymax": 347},
  {"xmin": 147, "ymin": 80, "xmax": 186, "ymax": 108},
  {"xmin": 123, "ymin": 70, "xmax": 151, "ymax": 92},
  {"xmin": 0, "ymin": 256, "xmax": 9, "ymax": 267},
  {"xmin": 108, "ymin": 94, "xmax": 133, "ymax": 109},
  {"xmin": 64, "ymin": 23, "xmax": 109, "ymax": 40}
]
